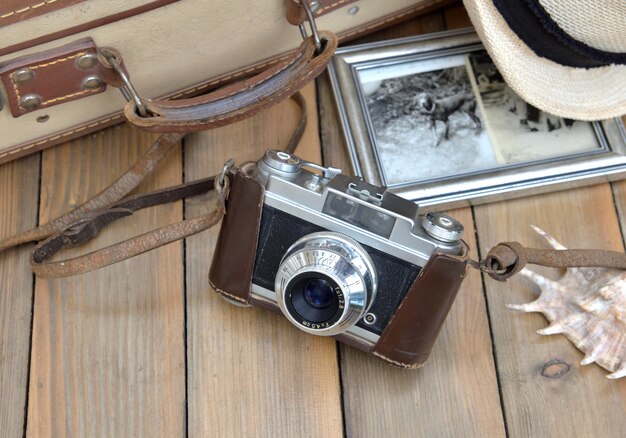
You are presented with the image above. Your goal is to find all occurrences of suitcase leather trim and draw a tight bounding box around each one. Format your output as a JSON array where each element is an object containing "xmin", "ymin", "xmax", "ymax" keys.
[{"xmin": 0, "ymin": 0, "xmax": 86, "ymax": 28}]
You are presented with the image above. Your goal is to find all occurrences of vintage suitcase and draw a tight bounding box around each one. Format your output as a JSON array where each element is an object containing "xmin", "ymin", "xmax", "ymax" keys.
[{"xmin": 0, "ymin": 0, "xmax": 452, "ymax": 164}]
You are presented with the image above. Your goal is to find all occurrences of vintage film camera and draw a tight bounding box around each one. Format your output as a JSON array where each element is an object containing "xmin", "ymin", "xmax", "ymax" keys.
[{"xmin": 209, "ymin": 150, "xmax": 469, "ymax": 368}]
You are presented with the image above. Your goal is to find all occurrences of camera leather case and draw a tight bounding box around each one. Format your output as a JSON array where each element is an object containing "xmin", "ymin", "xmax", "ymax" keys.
[{"xmin": 209, "ymin": 156, "xmax": 469, "ymax": 368}]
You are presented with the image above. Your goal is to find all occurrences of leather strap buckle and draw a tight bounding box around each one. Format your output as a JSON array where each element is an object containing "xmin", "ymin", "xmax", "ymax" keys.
[
  {"xmin": 60, "ymin": 207, "xmax": 134, "ymax": 247},
  {"xmin": 60, "ymin": 217, "xmax": 100, "ymax": 247}
]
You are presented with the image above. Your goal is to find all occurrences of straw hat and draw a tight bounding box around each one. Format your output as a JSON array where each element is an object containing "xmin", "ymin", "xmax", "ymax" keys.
[{"xmin": 463, "ymin": 0, "xmax": 626, "ymax": 121}]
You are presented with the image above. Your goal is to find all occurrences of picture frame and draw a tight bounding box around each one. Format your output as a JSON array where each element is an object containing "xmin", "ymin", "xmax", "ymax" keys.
[{"xmin": 328, "ymin": 28, "xmax": 626, "ymax": 209}]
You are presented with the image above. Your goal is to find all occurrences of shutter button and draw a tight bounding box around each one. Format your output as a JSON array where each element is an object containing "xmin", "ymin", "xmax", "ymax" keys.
[
  {"xmin": 262, "ymin": 150, "xmax": 302, "ymax": 173},
  {"xmin": 421, "ymin": 212, "xmax": 464, "ymax": 242}
]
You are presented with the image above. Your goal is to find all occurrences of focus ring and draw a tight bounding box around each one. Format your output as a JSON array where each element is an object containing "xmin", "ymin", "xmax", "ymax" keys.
[{"xmin": 274, "ymin": 232, "xmax": 378, "ymax": 336}]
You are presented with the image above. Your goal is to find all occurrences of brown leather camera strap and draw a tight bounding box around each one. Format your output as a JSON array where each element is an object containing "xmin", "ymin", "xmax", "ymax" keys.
[
  {"xmin": 32, "ymin": 203, "xmax": 626, "ymax": 278},
  {"xmin": 30, "ymin": 175, "xmax": 228, "ymax": 277},
  {"xmin": 0, "ymin": 132, "xmax": 184, "ymax": 251},
  {"xmin": 471, "ymin": 241, "xmax": 626, "ymax": 281},
  {"xmin": 0, "ymin": 90, "xmax": 307, "ymax": 276}
]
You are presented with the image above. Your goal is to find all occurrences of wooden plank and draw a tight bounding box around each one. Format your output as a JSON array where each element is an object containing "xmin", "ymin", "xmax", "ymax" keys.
[
  {"xmin": 26, "ymin": 125, "xmax": 185, "ymax": 437},
  {"xmin": 0, "ymin": 154, "xmax": 40, "ymax": 438},
  {"xmin": 347, "ymin": 10, "xmax": 445, "ymax": 45},
  {"xmin": 612, "ymin": 116, "xmax": 626, "ymax": 226},
  {"xmin": 609, "ymin": 113, "xmax": 626, "ymax": 390},
  {"xmin": 474, "ymin": 185, "xmax": 626, "ymax": 437},
  {"xmin": 318, "ymin": 11, "xmax": 505, "ymax": 437},
  {"xmin": 317, "ymin": 72, "xmax": 352, "ymax": 175},
  {"xmin": 184, "ymin": 84, "xmax": 343, "ymax": 437},
  {"xmin": 443, "ymin": 2, "xmax": 472, "ymax": 29}
]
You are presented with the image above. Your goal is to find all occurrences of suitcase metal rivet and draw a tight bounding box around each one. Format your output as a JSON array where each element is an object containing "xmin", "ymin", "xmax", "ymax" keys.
[
  {"xmin": 75, "ymin": 53, "xmax": 98, "ymax": 69},
  {"xmin": 19, "ymin": 94, "xmax": 42, "ymax": 110},
  {"xmin": 36, "ymin": 115, "xmax": 50, "ymax": 123},
  {"xmin": 348, "ymin": 6, "xmax": 359, "ymax": 15},
  {"xmin": 81, "ymin": 76, "xmax": 104, "ymax": 90},
  {"xmin": 12, "ymin": 68, "xmax": 35, "ymax": 85},
  {"xmin": 309, "ymin": 1, "xmax": 321, "ymax": 13}
]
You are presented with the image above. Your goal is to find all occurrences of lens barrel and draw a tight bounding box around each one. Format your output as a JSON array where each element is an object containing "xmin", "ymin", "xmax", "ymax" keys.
[{"xmin": 275, "ymin": 232, "xmax": 377, "ymax": 336}]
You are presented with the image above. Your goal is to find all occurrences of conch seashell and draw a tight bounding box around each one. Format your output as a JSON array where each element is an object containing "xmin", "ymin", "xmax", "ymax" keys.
[{"xmin": 508, "ymin": 226, "xmax": 626, "ymax": 379}]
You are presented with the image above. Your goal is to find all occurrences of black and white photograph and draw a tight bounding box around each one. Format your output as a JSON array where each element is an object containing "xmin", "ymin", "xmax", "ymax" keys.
[
  {"xmin": 358, "ymin": 50, "xmax": 602, "ymax": 186},
  {"xmin": 359, "ymin": 54, "xmax": 496, "ymax": 185},
  {"xmin": 468, "ymin": 50, "xmax": 601, "ymax": 165},
  {"xmin": 330, "ymin": 29, "xmax": 626, "ymax": 207}
]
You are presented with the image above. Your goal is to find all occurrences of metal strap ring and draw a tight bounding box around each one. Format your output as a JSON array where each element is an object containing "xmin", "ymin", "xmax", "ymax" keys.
[
  {"xmin": 468, "ymin": 258, "xmax": 508, "ymax": 276},
  {"xmin": 218, "ymin": 159, "xmax": 235, "ymax": 191},
  {"xmin": 298, "ymin": 1, "xmax": 322, "ymax": 52},
  {"xmin": 100, "ymin": 49, "xmax": 148, "ymax": 118}
]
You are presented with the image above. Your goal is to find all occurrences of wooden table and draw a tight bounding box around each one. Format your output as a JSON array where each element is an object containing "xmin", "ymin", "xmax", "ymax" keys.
[{"xmin": 1, "ymin": 5, "xmax": 624, "ymax": 437}]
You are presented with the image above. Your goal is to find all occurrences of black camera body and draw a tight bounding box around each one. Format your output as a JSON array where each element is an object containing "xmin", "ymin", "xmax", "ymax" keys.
[{"xmin": 252, "ymin": 204, "xmax": 423, "ymax": 336}]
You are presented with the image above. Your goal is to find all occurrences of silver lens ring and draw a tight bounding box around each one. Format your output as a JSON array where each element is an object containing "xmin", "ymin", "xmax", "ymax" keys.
[{"xmin": 275, "ymin": 232, "xmax": 377, "ymax": 336}]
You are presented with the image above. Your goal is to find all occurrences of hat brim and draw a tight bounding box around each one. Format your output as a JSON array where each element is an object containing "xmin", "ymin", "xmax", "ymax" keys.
[{"xmin": 463, "ymin": 0, "xmax": 626, "ymax": 121}]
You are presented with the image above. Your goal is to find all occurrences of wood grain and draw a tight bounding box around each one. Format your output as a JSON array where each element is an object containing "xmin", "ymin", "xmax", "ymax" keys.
[
  {"xmin": 474, "ymin": 185, "xmax": 626, "ymax": 437},
  {"xmin": 0, "ymin": 154, "xmax": 40, "ymax": 438},
  {"xmin": 443, "ymin": 2, "xmax": 472, "ymax": 29},
  {"xmin": 614, "ymin": 117, "xmax": 626, "ymax": 228},
  {"xmin": 26, "ymin": 125, "xmax": 186, "ymax": 437},
  {"xmin": 319, "ymin": 9, "xmax": 505, "ymax": 437},
  {"xmin": 184, "ymin": 84, "xmax": 343, "ymax": 437},
  {"xmin": 347, "ymin": 10, "xmax": 445, "ymax": 45}
]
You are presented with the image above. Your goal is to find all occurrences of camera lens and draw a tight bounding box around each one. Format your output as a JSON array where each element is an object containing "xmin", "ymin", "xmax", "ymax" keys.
[
  {"xmin": 304, "ymin": 279, "xmax": 335, "ymax": 308},
  {"xmin": 287, "ymin": 272, "xmax": 343, "ymax": 324},
  {"xmin": 275, "ymin": 232, "xmax": 377, "ymax": 336},
  {"xmin": 287, "ymin": 274, "xmax": 341, "ymax": 324}
]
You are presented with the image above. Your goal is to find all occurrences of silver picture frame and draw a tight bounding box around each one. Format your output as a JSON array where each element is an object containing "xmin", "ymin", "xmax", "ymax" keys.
[{"xmin": 328, "ymin": 28, "xmax": 626, "ymax": 209}]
